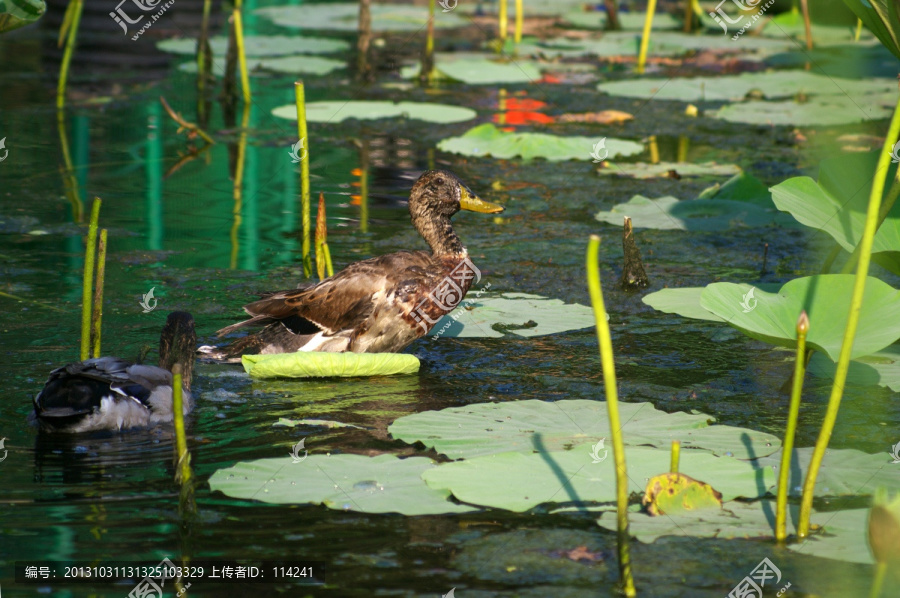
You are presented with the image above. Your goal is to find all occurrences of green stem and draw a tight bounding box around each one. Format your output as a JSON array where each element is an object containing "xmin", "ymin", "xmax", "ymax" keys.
[
  {"xmin": 172, "ymin": 364, "xmax": 192, "ymax": 485},
  {"xmin": 498, "ymin": 0, "xmax": 508, "ymax": 43},
  {"xmin": 776, "ymin": 311, "xmax": 808, "ymax": 542},
  {"xmin": 514, "ymin": 0, "xmax": 523, "ymax": 44},
  {"xmin": 80, "ymin": 198, "xmax": 101, "ymax": 360},
  {"xmin": 670, "ymin": 440, "xmax": 680, "ymax": 474},
  {"xmin": 295, "ymin": 81, "xmax": 311, "ymax": 278},
  {"xmin": 90, "ymin": 229, "xmax": 107, "ymax": 359},
  {"xmin": 840, "ymin": 168, "xmax": 900, "ymax": 274},
  {"xmin": 869, "ymin": 561, "xmax": 887, "ymax": 598},
  {"xmin": 56, "ymin": 0, "xmax": 83, "ymax": 109},
  {"xmin": 233, "ymin": 6, "xmax": 251, "ymax": 104},
  {"xmin": 420, "ymin": 0, "xmax": 435, "ymax": 83},
  {"xmin": 797, "ymin": 93, "xmax": 900, "ymax": 538},
  {"xmin": 854, "ymin": 18, "xmax": 863, "ymax": 42},
  {"xmin": 586, "ymin": 235, "xmax": 637, "ymax": 598},
  {"xmin": 636, "ymin": 0, "xmax": 657, "ymax": 75},
  {"xmin": 821, "ymin": 244, "xmax": 841, "ymax": 274},
  {"xmin": 800, "ymin": 0, "xmax": 812, "ymax": 50},
  {"xmin": 323, "ymin": 243, "xmax": 334, "ymax": 277}
]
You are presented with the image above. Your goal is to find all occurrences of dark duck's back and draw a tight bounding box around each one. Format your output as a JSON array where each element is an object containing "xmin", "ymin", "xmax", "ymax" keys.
[
  {"xmin": 31, "ymin": 312, "xmax": 197, "ymax": 433},
  {"xmin": 205, "ymin": 170, "xmax": 503, "ymax": 360}
]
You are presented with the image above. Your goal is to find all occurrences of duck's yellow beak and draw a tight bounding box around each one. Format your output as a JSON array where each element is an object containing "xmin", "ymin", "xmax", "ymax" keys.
[{"xmin": 460, "ymin": 187, "xmax": 504, "ymax": 214}]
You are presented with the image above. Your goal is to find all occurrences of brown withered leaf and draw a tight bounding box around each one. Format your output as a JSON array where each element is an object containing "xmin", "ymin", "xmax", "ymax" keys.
[{"xmin": 558, "ymin": 110, "xmax": 634, "ymax": 124}]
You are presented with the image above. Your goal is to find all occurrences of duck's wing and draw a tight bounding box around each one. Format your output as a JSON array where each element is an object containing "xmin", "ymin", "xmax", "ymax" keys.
[
  {"xmin": 33, "ymin": 357, "xmax": 145, "ymax": 418},
  {"xmin": 217, "ymin": 251, "xmax": 434, "ymax": 337}
]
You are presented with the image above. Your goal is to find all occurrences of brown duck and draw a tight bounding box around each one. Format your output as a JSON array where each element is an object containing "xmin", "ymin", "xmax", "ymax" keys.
[{"xmin": 203, "ymin": 170, "xmax": 503, "ymax": 360}]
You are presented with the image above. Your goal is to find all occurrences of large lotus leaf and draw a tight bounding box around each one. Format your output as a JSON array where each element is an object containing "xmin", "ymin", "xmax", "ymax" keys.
[
  {"xmin": 698, "ymin": 172, "xmax": 772, "ymax": 204},
  {"xmin": 700, "ymin": 275, "xmax": 900, "ymax": 361},
  {"xmin": 757, "ymin": 446, "xmax": 900, "ymax": 498},
  {"xmin": 597, "ymin": 162, "xmax": 741, "ymax": 179},
  {"xmin": 843, "ymin": 0, "xmax": 900, "ymax": 60},
  {"xmin": 272, "ymin": 100, "xmax": 476, "ymax": 124},
  {"xmin": 713, "ymin": 94, "xmax": 896, "ymax": 126},
  {"xmin": 437, "ymin": 124, "xmax": 643, "ymax": 162},
  {"xmin": 179, "ymin": 55, "xmax": 345, "ymax": 77},
  {"xmin": 0, "ymin": 0, "xmax": 44, "ymax": 34},
  {"xmin": 158, "ymin": 35, "xmax": 349, "ymax": 56},
  {"xmin": 257, "ymin": 3, "xmax": 465, "ymax": 31},
  {"xmin": 808, "ymin": 344, "xmax": 900, "ymax": 392},
  {"xmin": 771, "ymin": 152, "xmax": 900, "ymax": 273},
  {"xmin": 596, "ymin": 500, "xmax": 834, "ymax": 543},
  {"xmin": 642, "ymin": 288, "xmax": 726, "ymax": 323},
  {"xmin": 789, "ymin": 508, "xmax": 873, "ymax": 564},
  {"xmin": 400, "ymin": 53, "xmax": 542, "ymax": 84},
  {"xmin": 562, "ymin": 10, "xmax": 681, "ymax": 30},
  {"xmin": 242, "ymin": 352, "xmax": 420, "ymax": 379},
  {"xmin": 208, "ymin": 454, "xmax": 476, "ymax": 515},
  {"xmin": 763, "ymin": 8, "xmax": 876, "ymax": 45},
  {"xmin": 429, "ymin": 292, "xmax": 595, "ymax": 338},
  {"xmin": 422, "ymin": 446, "xmax": 774, "ymax": 512},
  {"xmin": 389, "ymin": 399, "xmax": 781, "ymax": 460},
  {"xmin": 521, "ymin": 32, "xmax": 791, "ymax": 58},
  {"xmin": 598, "ymin": 71, "xmax": 896, "ymax": 101},
  {"xmin": 764, "ymin": 43, "xmax": 898, "ymax": 79},
  {"xmin": 594, "ymin": 195, "xmax": 785, "ymax": 231}
]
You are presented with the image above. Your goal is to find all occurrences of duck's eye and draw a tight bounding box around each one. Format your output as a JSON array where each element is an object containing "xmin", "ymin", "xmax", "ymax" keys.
[{"xmin": 435, "ymin": 177, "xmax": 445, "ymax": 186}]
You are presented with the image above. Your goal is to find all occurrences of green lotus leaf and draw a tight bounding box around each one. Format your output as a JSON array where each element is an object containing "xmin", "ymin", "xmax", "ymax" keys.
[
  {"xmin": 594, "ymin": 195, "xmax": 786, "ymax": 231},
  {"xmin": 209, "ymin": 454, "xmax": 477, "ymax": 515},
  {"xmin": 842, "ymin": 0, "xmax": 900, "ymax": 58},
  {"xmin": 757, "ymin": 446, "xmax": 900, "ymax": 498},
  {"xmin": 179, "ymin": 55, "xmax": 345, "ymax": 77},
  {"xmin": 256, "ymin": 2, "xmax": 465, "ymax": 31},
  {"xmin": 698, "ymin": 172, "xmax": 774, "ymax": 204},
  {"xmin": 598, "ymin": 162, "xmax": 741, "ymax": 179},
  {"xmin": 562, "ymin": 10, "xmax": 681, "ymax": 30},
  {"xmin": 438, "ymin": 124, "xmax": 643, "ymax": 161},
  {"xmin": 242, "ymin": 352, "xmax": 420, "ymax": 379},
  {"xmin": 400, "ymin": 53, "xmax": 542, "ymax": 84},
  {"xmin": 429, "ymin": 292, "xmax": 595, "ymax": 338},
  {"xmin": 272, "ymin": 100, "xmax": 476, "ymax": 124},
  {"xmin": 771, "ymin": 152, "xmax": 900, "ymax": 273},
  {"xmin": 422, "ymin": 446, "xmax": 774, "ymax": 512},
  {"xmin": 389, "ymin": 398, "xmax": 781, "ymax": 460},
  {"xmin": 642, "ymin": 473, "xmax": 724, "ymax": 516},
  {"xmin": 713, "ymin": 94, "xmax": 896, "ymax": 126},
  {"xmin": 789, "ymin": 508, "xmax": 873, "ymax": 564},
  {"xmin": 0, "ymin": 0, "xmax": 44, "ymax": 34},
  {"xmin": 642, "ymin": 287, "xmax": 726, "ymax": 322},
  {"xmin": 598, "ymin": 71, "xmax": 896, "ymax": 101},
  {"xmin": 808, "ymin": 345, "xmax": 900, "ymax": 392},
  {"xmin": 699, "ymin": 275, "xmax": 900, "ymax": 361},
  {"xmin": 158, "ymin": 35, "xmax": 349, "ymax": 56}
]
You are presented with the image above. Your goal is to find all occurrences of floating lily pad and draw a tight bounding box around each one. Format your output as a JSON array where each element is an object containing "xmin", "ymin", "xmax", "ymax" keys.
[
  {"xmin": 771, "ymin": 152, "xmax": 900, "ymax": 274},
  {"xmin": 597, "ymin": 162, "xmax": 741, "ymax": 179},
  {"xmin": 761, "ymin": 10, "xmax": 870, "ymax": 45},
  {"xmin": 256, "ymin": 3, "xmax": 466, "ymax": 31},
  {"xmin": 179, "ymin": 55, "xmax": 345, "ymax": 77},
  {"xmin": 400, "ymin": 53, "xmax": 542, "ymax": 84},
  {"xmin": 438, "ymin": 124, "xmax": 643, "ymax": 162},
  {"xmin": 808, "ymin": 345, "xmax": 900, "ymax": 392},
  {"xmin": 598, "ymin": 71, "xmax": 896, "ymax": 101},
  {"xmin": 788, "ymin": 508, "xmax": 873, "ymax": 564},
  {"xmin": 562, "ymin": 10, "xmax": 681, "ymax": 30},
  {"xmin": 757, "ymin": 446, "xmax": 900, "ymax": 498},
  {"xmin": 272, "ymin": 100, "xmax": 476, "ymax": 124},
  {"xmin": 699, "ymin": 275, "xmax": 900, "ymax": 361},
  {"xmin": 389, "ymin": 399, "xmax": 781, "ymax": 460},
  {"xmin": 429, "ymin": 292, "xmax": 595, "ymax": 338},
  {"xmin": 713, "ymin": 94, "xmax": 896, "ymax": 126},
  {"xmin": 242, "ymin": 352, "xmax": 420, "ymax": 379},
  {"xmin": 642, "ymin": 473, "xmax": 724, "ymax": 516},
  {"xmin": 642, "ymin": 287, "xmax": 726, "ymax": 323},
  {"xmin": 519, "ymin": 32, "xmax": 791, "ymax": 59},
  {"xmin": 422, "ymin": 446, "xmax": 773, "ymax": 512},
  {"xmin": 158, "ymin": 35, "xmax": 349, "ymax": 56},
  {"xmin": 594, "ymin": 195, "xmax": 785, "ymax": 231},
  {"xmin": 273, "ymin": 418, "xmax": 364, "ymax": 429},
  {"xmin": 698, "ymin": 172, "xmax": 773, "ymax": 203},
  {"xmin": 0, "ymin": 0, "xmax": 44, "ymax": 34},
  {"xmin": 209, "ymin": 454, "xmax": 477, "ymax": 515}
]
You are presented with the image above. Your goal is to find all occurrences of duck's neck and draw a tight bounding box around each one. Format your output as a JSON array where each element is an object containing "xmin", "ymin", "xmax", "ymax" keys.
[{"xmin": 415, "ymin": 214, "xmax": 466, "ymax": 257}]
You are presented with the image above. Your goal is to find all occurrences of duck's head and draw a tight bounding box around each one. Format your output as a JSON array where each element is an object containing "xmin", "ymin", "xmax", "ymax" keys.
[
  {"xmin": 159, "ymin": 311, "xmax": 197, "ymax": 390},
  {"xmin": 408, "ymin": 170, "xmax": 503, "ymax": 256}
]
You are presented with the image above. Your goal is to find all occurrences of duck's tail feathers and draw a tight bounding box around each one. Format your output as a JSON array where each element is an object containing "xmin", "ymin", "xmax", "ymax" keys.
[{"xmin": 216, "ymin": 315, "xmax": 276, "ymax": 337}]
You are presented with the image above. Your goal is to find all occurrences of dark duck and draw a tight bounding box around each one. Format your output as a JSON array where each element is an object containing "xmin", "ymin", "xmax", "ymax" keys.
[
  {"xmin": 31, "ymin": 312, "xmax": 196, "ymax": 433},
  {"xmin": 204, "ymin": 170, "xmax": 503, "ymax": 360}
]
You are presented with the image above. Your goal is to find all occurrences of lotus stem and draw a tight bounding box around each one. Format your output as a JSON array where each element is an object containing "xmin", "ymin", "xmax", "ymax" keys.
[
  {"xmin": 196, "ymin": 0, "xmax": 213, "ymax": 122},
  {"xmin": 776, "ymin": 311, "xmax": 808, "ymax": 542},
  {"xmin": 90, "ymin": 229, "xmax": 107, "ymax": 359},
  {"xmin": 586, "ymin": 235, "xmax": 637, "ymax": 598},
  {"xmin": 56, "ymin": 0, "xmax": 83, "ymax": 109},
  {"xmin": 324, "ymin": 244, "xmax": 334, "ymax": 277},
  {"xmin": 171, "ymin": 363, "xmax": 192, "ymax": 485},
  {"xmin": 854, "ymin": 18, "xmax": 863, "ymax": 42},
  {"xmin": 160, "ymin": 97, "xmax": 215, "ymax": 145},
  {"xmin": 514, "ymin": 0, "xmax": 523, "ymax": 43},
  {"xmin": 648, "ymin": 135, "xmax": 659, "ymax": 164},
  {"xmin": 677, "ymin": 135, "xmax": 689, "ymax": 163},
  {"xmin": 57, "ymin": 109, "xmax": 83, "ymax": 222},
  {"xmin": 359, "ymin": 141, "xmax": 369, "ymax": 234},
  {"xmin": 870, "ymin": 562, "xmax": 887, "ymax": 598},
  {"xmin": 420, "ymin": 0, "xmax": 435, "ymax": 83},
  {"xmin": 796, "ymin": 92, "xmax": 900, "ymax": 538},
  {"xmin": 800, "ymin": 0, "xmax": 812, "ymax": 50},
  {"xmin": 682, "ymin": 0, "xmax": 692, "ymax": 32},
  {"xmin": 636, "ymin": 0, "xmax": 656, "ymax": 74},
  {"xmin": 230, "ymin": 105, "xmax": 250, "ymax": 269},
  {"xmin": 233, "ymin": 2, "xmax": 251, "ymax": 104},
  {"xmin": 498, "ymin": 0, "xmax": 508, "ymax": 43},
  {"xmin": 0, "ymin": 291, "xmax": 68, "ymax": 313},
  {"xmin": 604, "ymin": 0, "xmax": 620, "ymax": 30},
  {"xmin": 316, "ymin": 192, "xmax": 327, "ymax": 280},
  {"xmin": 670, "ymin": 440, "xmax": 680, "ymax": 473},
  {"xmin": 80, "ymin": 199, "xmax": 101, "ymax": 360},
  {"xmin": 295, "ymin": 81, "xmax": 312, "ymax": 278},
  {"xmin": 840, "ymin": 168, "xmax": 900, "ymax": 275},
  {"xmin": 357, "ymin": 0, "xmax": 372, "ymax": 80}
]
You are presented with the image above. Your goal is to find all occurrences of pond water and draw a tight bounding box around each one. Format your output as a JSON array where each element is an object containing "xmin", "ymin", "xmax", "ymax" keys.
[{"xmin": 1, "ymin": 1, "xmax": 899, "ymax": 596}]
